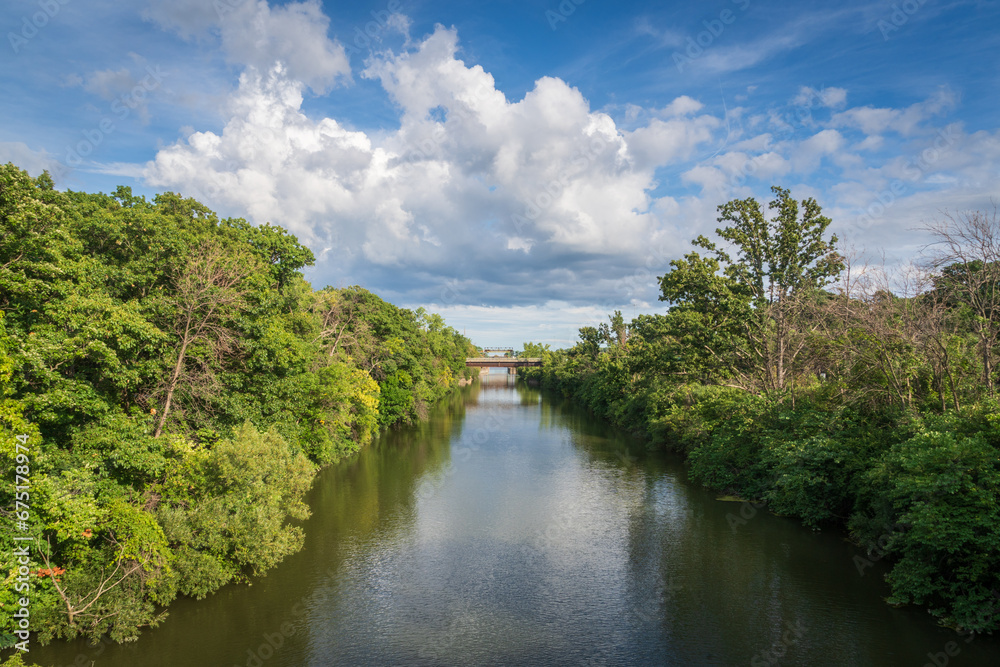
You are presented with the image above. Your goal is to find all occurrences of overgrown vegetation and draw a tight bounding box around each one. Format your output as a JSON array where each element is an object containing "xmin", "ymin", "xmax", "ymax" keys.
[
  {"xmin": 0, "ymin": 163, "xmax": 475, "ymax": 647},
  {"xmin": 522, "ymin": 187, "xmax": 1000, "ymax": 634}
]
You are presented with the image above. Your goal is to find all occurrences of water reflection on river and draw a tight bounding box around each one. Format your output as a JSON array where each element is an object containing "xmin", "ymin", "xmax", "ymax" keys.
[{"xmin": 27, "ymin": 373, "xmax": 1000, "ymax": 666}]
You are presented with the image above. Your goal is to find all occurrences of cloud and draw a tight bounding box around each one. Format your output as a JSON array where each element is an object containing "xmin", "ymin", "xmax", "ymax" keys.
[
  {"xmin": 62, "ymin": 53, "xmax": 164, "ymax": 124},
  {"xmin": 676, "ymin": 6, "xmax": 871, "ymax": 75},
  {"xmin": 660, "ymin": 95, "xmax": 704, "ymax": 117},
  {"xmin": 145, "ymin": 25, "xmax": 683, "ymax": 306},
  {"xmin": 681, "ymin": 149, "xmax": 791, "ymax": 196},
  {"xmin": 790, "ymin": 129, "xmax": 845, "ymax": 172},
  {"xmin": 793, "ymin": 86, "xmax": 848, "ymax": 110},
  {"xmin": 695, "ymin": 30, "xmax": 808, "ymax": 73},
  {"xmin": 827, "ymin": 121, "xmax": 1000, "ymax": 257},
  {"xmin": 82, "ymin": 68, "xmax": 138, "ymax": 101},
  {"xmin": 429, "ymin": 302, "xmax": 642, "ymax": 349},
  {"xmin": 831, "ymin": 86, "xmax": 957, "ymax": 136},
  {"xmin": 854, "ymin": 135, "xmax": 884, "ymax": 151},
  {"xmin": 142, "ymin": 0, "xmax": 220, "ymax": 38},
  {"xmin": 626, "ymin": 116, "xmax": 719, "ymax": 171},
  {"xmin": 0, "ymin": 143, "xmax": 63, "ymax": 179},
  {"xmin": 819, "ymin": 88, "xmax": 848, "ymax": 109},
  {"xmin": 145, "ymin": 63, "xmax": 372, "ymax": 245},
  {"xmin": 140, "ymin": 17, "xmax": 998, "ymax": 329},
  {"xmin": 144, "ymin": 0, "xmax": 350, "ymax": 93}
]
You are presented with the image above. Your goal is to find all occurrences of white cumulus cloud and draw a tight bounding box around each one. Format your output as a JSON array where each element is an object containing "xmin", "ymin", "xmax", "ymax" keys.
[
  {"xmin": 144, "ymin": 25, "xmax": 703, "ymax": 292},
  {"xmin": 145, "ymin": 0, "xmax": 350, "ymax": 93},
  {"xmin": 139, "ymin": 15, "xmax": 997, "ymax": 322}
]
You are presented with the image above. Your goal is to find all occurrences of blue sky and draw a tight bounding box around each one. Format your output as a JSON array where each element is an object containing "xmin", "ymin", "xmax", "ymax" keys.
[{"xmin": 2, "ymin": 0, "xmax": 999, "ymax": 348}]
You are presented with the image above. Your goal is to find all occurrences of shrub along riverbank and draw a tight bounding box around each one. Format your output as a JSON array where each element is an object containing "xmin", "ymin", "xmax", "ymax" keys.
[
  {"xmin": 0, "ymin": 163, "xmax": 476, "ymax": 648},
  {"xmin": 521, "ymin": 187, "xmax": 1000, "ymax": 634}
]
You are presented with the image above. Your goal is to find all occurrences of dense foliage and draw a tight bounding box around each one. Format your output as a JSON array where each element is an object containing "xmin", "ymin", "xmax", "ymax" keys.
[
  {"xmin": 0, "ymin": 163, "xmax": 475, "ymax": 648},
  {"xmin": 523, "ymin": 189, "xmax": 1000, "ymax": 634}
]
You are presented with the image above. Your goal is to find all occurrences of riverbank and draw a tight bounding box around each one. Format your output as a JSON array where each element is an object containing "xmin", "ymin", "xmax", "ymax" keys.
[
  {"xmin": 0, "ymin": 164, "xmax": 477, "ymax": 650},
  {"xmin": 516, "ymin": 190, "xmax": 1000, "ymax": 634},
  {"xmin": 18, "ymin": 378, "xmax": 1000, "ymax": 666},
  {"xmin": 521, "ymin": 357, "xmax": 1000, "ymax": 635}
]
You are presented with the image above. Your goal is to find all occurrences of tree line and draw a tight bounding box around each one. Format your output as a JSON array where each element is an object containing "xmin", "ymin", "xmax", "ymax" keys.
[
  {"xmin": 0, "ymin": 163, "xmax": 476, "ymax": 648},
  {"xmin": 521, "ymin": 186, "xmax": 1000, "ymax": 634}
]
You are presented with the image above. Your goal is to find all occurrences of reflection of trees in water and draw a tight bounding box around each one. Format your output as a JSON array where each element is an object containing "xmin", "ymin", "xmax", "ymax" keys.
[{"xmin": 305, "ymin": 399, "xmax": 465, "ymax": 548}]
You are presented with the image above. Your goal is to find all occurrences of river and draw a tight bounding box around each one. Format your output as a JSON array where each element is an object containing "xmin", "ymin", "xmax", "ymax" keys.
[{"xmin": 27, "ymin": 373, "xmax": 1000, "ymax": 666}]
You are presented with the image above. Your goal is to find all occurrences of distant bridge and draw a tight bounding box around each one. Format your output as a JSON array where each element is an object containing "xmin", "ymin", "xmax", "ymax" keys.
[
  {"xmin": 465, "ymin": 357, "xmax": 542, "ymax": 374},
  {"xmin": 465, "ymin": 357, "xmax": 542, "ymax": 367}
]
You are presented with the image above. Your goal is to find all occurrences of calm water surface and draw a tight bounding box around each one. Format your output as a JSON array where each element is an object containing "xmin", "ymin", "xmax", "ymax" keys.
[{"xmin": 28, "ymin": 374, "xmax": 1000, "ymax": 666}]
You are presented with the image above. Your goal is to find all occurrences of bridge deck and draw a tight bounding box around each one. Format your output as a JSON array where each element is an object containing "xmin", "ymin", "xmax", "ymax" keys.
[{"xmin": 465, "ymin": 357, "xmax": 542, "ymax": 367}]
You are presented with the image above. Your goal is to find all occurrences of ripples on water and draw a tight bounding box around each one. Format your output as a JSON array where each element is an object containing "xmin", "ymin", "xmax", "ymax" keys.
[{"xmin": 26, "ymin": 373, "xmax": 1000, "ymax": 666}]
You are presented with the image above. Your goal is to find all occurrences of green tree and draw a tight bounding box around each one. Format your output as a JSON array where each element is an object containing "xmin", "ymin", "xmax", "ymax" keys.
[
  {"xmin": 869, "ymin": 429, "xmax": 1000, "ymax": 632},
  {"xmin": 35, "ymin": 496, "xmax": 173, "ymax": 643},
  {"xmin": 659, "ymin": 186, "xmax": 843, "ymax": 394},
  {"xmin": 0, "ymin": 162, "xmax": 477, "ymax": 647},
  {"xmin": 155, "ymin": 424, "xmax": 316, "ymax": 599},
  {"xmin": 153, "ymin": 242, "xmax": 259, "ymax": 437},
  {"xmin": 924, "ymin": 208, "xmax": 1000, "ymax": 396}
]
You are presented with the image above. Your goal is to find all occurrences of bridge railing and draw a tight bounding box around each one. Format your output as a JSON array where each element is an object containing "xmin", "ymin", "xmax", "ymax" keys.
[{"xmin": 465, "ymin": 357, "xmax": 542, "ymax": 366}]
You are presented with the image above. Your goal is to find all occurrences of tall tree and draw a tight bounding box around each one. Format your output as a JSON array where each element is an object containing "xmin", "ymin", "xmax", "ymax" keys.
[
  {"xmin": 924, "ymin": 207, "xmax": 1000, "ymax": 396},
  {"xmin": 153, "ymin": 242, "xmax": 258, "ymax": 437},
  {"xmin": 659, "ymin": 186, "xmax": 843, "ymax": 394}
]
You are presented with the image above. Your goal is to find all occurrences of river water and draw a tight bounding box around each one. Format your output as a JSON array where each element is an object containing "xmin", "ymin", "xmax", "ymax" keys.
[{"xmin": 27, "ymin": 374, "xmax": 1000, "ymax": 666}]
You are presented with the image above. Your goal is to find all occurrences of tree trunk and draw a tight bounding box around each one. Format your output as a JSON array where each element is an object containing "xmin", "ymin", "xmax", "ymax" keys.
[{"xmin": 155, "ymin": 326, "xmax": 191, "ymax": 438}]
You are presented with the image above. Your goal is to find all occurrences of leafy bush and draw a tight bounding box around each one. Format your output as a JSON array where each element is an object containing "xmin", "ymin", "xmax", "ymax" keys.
[
  {"xmin": 0, "ymin": 164, "xmax": 473, "ymax": 646},
  {"xmin": 871, "ymin": 430, "xmax": 1000, "ymax": 631}
]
